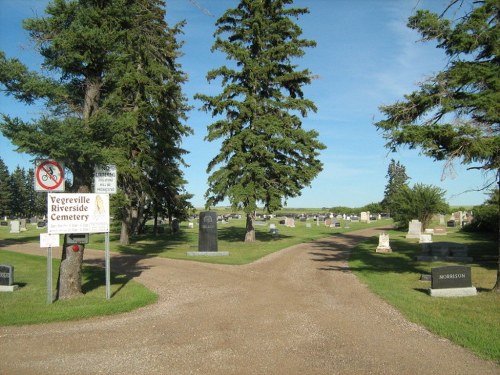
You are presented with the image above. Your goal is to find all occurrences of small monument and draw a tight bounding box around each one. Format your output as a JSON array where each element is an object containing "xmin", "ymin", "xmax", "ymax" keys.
[
  {"xmin": 9, "ymin": 220, "xmax": 20, "ymax": 233},
  {"xmin": 187, "ymin": 211, "xmax": 228, "ymax": 256},
  {"xmin": 419, "ymin": 233, "xmax": 433, "ymax": 244},
  {"xmin": 406, "ymin": 220, "xmax": 422, "ymax": 239},
  {"xmin": 198, "ymin": 211, "xmax": 218, "ymax": 252},
  {"xmin": 376, "ymin": 233, "xmax": 392, "ymax": 253},
  {"xmin": 418, "ymin": 242, "xmax": 472, "ymax": 262},
  {"xmin": 0, "ymin": 264, "xmax": 18, "ymax": 292},
  {"xmin": 429, "ymin": 265, "xmax": 477, "ymax": 297}
]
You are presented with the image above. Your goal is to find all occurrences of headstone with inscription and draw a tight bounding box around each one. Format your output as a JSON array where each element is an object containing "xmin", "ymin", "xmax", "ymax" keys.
[
  {"xmin": 429, "ymin": 265, "xmax": 476, "ymax": 297},
  {"xmin": 0, "ymin": 264, "xmax": 18, "ymax": 292},
  {"xmin": 198, "ymin": 211, "xmax": 218, "ymax": 252},
  {"xmin": 376, "ymin": 233, "xmax": 392, "ymax": 253}
]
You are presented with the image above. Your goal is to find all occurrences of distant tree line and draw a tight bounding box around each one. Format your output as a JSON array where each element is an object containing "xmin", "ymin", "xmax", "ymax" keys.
[{"xmin": 0, "ymin": 157, "xmax": 46, "ymax": 219}]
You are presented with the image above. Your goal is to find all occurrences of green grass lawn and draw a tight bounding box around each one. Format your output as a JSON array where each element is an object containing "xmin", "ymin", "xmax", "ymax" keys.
[
  {"xmin": 349, "ymin": 229, "xmax": 500, "ymax": 363},
  {"xmin": 0, "ymin": 250, "xmax": 157, "ymax": 326}
]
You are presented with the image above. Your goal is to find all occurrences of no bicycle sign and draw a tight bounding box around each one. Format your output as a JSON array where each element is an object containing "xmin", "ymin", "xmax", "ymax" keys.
[{"xmin": 35, "ymin": 160, "xmax": 65, "ymax": 192}]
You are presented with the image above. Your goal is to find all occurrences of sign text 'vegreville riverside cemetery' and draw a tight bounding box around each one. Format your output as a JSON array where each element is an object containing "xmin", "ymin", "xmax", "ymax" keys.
[{"xmin": 47, "ymin": 193, "xmax": 109, "ymax": 234}]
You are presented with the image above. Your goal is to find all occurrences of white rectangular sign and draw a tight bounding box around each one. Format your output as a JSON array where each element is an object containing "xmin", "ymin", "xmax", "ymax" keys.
[
  {"xmin": 94, "ymin": 164, "xmax": 117, "ymax": 194},
  {"xmin": 40, "ymin": 233, "xmax": 60, "ymax": 248},
  {"xmin": 47, "ymin": 193, "xmax": 110, "ymax": 234}
]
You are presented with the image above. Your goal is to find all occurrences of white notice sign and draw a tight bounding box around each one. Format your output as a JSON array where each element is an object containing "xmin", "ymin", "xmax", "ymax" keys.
[
  {"xmin": 40, "ymin": 233, "xmax": 60, "ymax": 248},
  {"xmin": 48, "ymin": 193, "xmax": 110, "ymax": 234},
  {"xmin": 94, "ymin": 164, "xmax": 117, "ymax": 194}
]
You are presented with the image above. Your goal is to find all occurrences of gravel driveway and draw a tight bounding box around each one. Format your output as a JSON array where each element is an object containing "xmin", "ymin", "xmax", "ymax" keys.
[{"xmin": 1, "ymin": 227, "xmax": 498, "ymax": 374}]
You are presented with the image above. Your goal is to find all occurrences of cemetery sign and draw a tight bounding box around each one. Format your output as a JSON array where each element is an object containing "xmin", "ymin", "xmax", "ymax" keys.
[{"xmin": 47, "ymin": 193, "xmax": 109, "ymax": 234}]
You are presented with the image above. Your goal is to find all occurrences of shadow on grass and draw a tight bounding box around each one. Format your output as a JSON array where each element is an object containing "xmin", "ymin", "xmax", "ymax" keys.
[
  {"xmin": 309, "ymin": 232, "xmax": 428, "ymax": 276},
  {"xmin": 116, "ymin": 231, "xmax": 193, "ymax": 255},
  {"xmin": 83, "ymin": 253, "xmax": 154, "ymax": 297},
  {"xmin": 0, "ymin": 236, "xmax": 41, "ymax": 247}
]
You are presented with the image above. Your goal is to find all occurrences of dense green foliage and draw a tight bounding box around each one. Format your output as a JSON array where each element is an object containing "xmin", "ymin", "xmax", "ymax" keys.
[
  {"xmin": 375, "ymin": 0, "xmax": 500, "ymax": 290},
  {"xmin": 0, "ymin": 158, "xmax": 46, "ymax": 218},
  {"xmin": 391, "ymin": 183, "xmax": 449, "ymax": 230},
  {"xmin": 465, "ymin": 189, "xmax": 499, "ymax": 233},
  {"xmin": 0, "ymin": 0, "xmax": 192, "ymax": 243},
  {"xmin": 195, "ymin": 0, "xmax": 325, "ymax": 241},
  {"xmin": 0, "ymin": 0, "xmax": 192, "ymax": 298},
  {"xmin": 376, "ymin": 0, "xmax": 499, "ymax": 173},
  {"xmin": 381, "ymin": 159, "xmax": 410, "ymax": 216}
]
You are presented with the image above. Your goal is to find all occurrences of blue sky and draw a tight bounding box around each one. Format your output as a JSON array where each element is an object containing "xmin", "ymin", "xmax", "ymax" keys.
[{"xmin": 0, "ymin": 0, "xmax": 495, "ymax": 208}]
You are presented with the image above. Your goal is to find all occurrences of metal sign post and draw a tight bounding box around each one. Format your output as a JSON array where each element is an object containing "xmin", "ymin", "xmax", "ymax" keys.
[
  {"xmin": 40, "ymin": 233, "xmax": 59, "ymax": 304},
  {"xmin": 105, "ymin": 231, "xmax": 111, "ymax": 300},
  {"xmin": 47, "ymin": 246, "xmax": 52, "ymax": 304}
]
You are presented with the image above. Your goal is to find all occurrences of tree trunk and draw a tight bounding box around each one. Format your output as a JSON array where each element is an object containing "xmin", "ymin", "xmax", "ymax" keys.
[
  {"xmin": 245, "ymin": 212, "xmax": 256, "ymax": 242},
  {"xmin": 120, "ymin": 219, "xmax": 130, "ymax": 245},
  {"xmin": 56, "ymin": 238, "xmax": 84, "ymax": 300}
]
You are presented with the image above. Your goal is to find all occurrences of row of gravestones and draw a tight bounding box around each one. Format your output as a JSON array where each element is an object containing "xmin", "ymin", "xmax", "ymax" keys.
[
  {"xmin": 376, "ymin": 223, "xmax": 476, "ymax": 297},
  {"xmin": 4, "ymin": 219, "xmax": 47, "ymax": 233}
]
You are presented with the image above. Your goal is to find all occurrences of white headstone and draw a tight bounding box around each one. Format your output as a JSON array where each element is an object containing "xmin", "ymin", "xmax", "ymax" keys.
[
  {"xmin": 376, "ymin": 233, "xmax": 392, "ymax": 253},
  {"xmin": 9, "ymin": 220, "xmax": 20, "ymax": 233},
  {"xmin": 406, "ymin": 220, "xmax": 422, "ymax": 239},
  {"xmin": 419, "ymin": 234, "xmax": 433, "ymax": 243}
]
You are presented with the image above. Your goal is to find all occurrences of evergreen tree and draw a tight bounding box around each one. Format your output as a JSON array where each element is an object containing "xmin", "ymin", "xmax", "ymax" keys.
[
  {"xmin": 0, "ymin": 158, "xmax": 11, "ymax": 218},
  {"xmin": 9, "ymin": 167, "xmax": 28, "ymax": 217},
  {"xmin": 105, "ymin": 0, "xmax": 192, "ymax": 244},
  {"xmin": 391, "ymin": 183, "xmax": 449, "ymax": 230},
  {"xmin": 196, "ymin": 0, "xmax": 325, "ymax": 242},
  {"xmin": 382, "ymin": 159, "xmax": 410, "ymax": 217},
  {"xmin": 374, "ymin": 0, "xmax": 500, "ymax": 291},
  {"xmin": 0, "ymin": 0, "xmax": 191, "ymax": 297}
]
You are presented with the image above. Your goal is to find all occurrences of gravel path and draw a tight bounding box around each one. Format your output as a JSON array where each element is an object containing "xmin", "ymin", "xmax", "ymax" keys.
[{"xmin": 1, "ymin": 228, "xmax": 498, "ymax": 375}]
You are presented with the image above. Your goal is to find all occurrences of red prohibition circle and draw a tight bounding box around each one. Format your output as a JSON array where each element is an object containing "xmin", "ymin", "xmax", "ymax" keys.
[{"xmin": 36, "ymin": 160, "xmax": 64, "ymax": 190}]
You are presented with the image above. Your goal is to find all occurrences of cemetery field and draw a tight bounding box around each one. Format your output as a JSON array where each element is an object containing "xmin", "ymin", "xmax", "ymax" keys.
[
  {"xmin": 0, "ymin": 217, "xmax": 387, "ymax": 265},
  {"xmin": 0, "ymin": 249, "xmax": 158, "ymax": 326},
  {"xmin": 350, "ymin": 229, "xmax": 500, "ymax": 362}
]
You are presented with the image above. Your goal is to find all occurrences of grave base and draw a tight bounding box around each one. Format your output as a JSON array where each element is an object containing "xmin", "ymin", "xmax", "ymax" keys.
[
  {"xmin": 376, "ymin": 246, "xmax": 392, "ymax": 253},
  {"xmin": 0, "ymin": 285, "xmax": 19, "ymax": 292},
  {"xmin": 187, "ymin": 251, "xmax": 229, "ymax": 257},
  {"xmin": 417, "ymin": 255, "xmax": 473, "ymax": 262},
  {"xmin": 429, "ymin": 287, "xmax": 477, "ymax": 297}
]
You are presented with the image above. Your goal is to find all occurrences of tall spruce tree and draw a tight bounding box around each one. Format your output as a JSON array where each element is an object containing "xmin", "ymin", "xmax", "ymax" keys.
[
  {"xmin": 104, "ymin": 0, "xmax": 192, "ymax": 244},
  {"xmin": 0, "ymin": 158, "xmax": 11, "ymax": 218},
  {"xmin": 382, "ymin": 159, "xmax": 410, "ymax": 217},
  {"xmin": 0, "ymin": 0, "xmax": 191, "ymax": 298},
  {"xmin": 374, "ymin": 0, "xmax": 500, "ymax": 291},
  {"xmin": 196, "ymin": 0, "xmax": 325, "ymax": 242}
]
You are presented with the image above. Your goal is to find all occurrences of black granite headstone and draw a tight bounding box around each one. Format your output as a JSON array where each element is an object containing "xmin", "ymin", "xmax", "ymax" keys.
[
  {"xmin": 198, "ymin": 211, "xmax": 218, "ymax": 252},
  {"xmin": 431, "ymin": 266, "xmax": 472, "ymax": 289},
  {"xmin": 0, "ymin": 264, "xmax": 14, "ymax": 286},
  {"xmin": 0, "ymin": 221, "xmax": 7, "ymax": 226}
]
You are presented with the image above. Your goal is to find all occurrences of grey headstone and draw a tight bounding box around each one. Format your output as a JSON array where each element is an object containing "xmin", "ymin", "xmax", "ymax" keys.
[
  {"xmin": 0, "ymin": 264, "xmax": 14, "ymax": 286},
  {"xmin": 431, "ymin": 266, "xmax": 472, "ymax": 289},
  {"xmin": 198, "ymin": 211, "xmax": 218, "ymax": 252}
]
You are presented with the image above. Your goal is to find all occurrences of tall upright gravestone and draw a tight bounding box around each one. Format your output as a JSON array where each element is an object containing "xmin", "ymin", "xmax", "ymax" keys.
[{"xmin": 198, "ymin": 211, "xmax": 218, "ymax": 252}]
